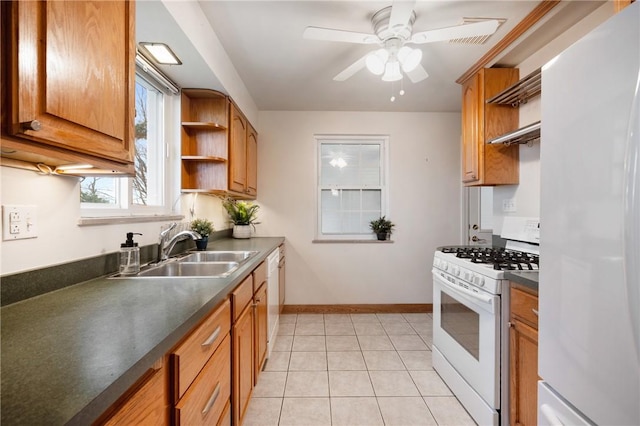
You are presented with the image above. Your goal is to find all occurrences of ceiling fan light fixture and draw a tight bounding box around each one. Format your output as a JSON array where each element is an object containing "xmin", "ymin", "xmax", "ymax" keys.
[
  {"xmin": 398, "ymin": 47, "xmax": 422, "ymax": 72},
  {"xmin": 365, "ymin": 49, "xmax": 389, "ymax": 75},
  {"xmin": 381, "ymin": 61, "xmax": 402, "ymax": 82}
]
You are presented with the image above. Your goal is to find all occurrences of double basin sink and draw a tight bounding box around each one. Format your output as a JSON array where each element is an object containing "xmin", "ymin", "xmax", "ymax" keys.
[{"xmin": 111, "ymin": 250, "xmax": 258, "ymax": 279}]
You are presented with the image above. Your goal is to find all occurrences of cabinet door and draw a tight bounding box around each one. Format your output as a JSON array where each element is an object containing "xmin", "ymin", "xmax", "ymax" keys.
[
  {"xmin": 4, "ymin": 0, "xmax": 135, "ymax": 165},
  {"xmin": 254, "ymin": 283, "xmax": 268, "ymax": 382},
  {"xmin": 246, "ymin": 123, "xmax": 258, "ymax": 197},
  {"xmin": 101, "ymin": 358, "xmax": 168, "ymax": 426},
  {"xmin": 232, "ymin": 305, "xmax": 254, "ymax": 426},
  {"xmin": 509, "ymin": 319, "xmax": 538, "ymax": 426},
  {"xmin": 229, "ymin": 103, "xmax": 247, "ymax": 194},
  {"xmin": 461, "ymin": 72, "xmax": 482, "ymax": 184}
]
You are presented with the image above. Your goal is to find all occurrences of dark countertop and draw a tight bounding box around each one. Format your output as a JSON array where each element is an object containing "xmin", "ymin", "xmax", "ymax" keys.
[
  {"xmin": 504, "ymin": 270, "xmax": 539, "ymax": 293},
  {"xmin": 0, "ymin": 237, "xmax": 284, "ymax": 426}
]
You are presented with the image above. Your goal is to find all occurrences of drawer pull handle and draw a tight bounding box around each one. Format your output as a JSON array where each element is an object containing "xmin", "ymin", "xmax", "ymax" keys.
[
  {"xmin": 21, "ymin": 120, "xmax": 42, "ymax": 131},
  {"xmin": 202, "ymin": 326, "xmax": 221, "ymax": 347},
  {"xmin": 202, "ymin": 382, "xmax": 221, "ymax": 416},
  {"xmin": 532, "ymin": 309, "xmax": 539, "ymax": 316}
]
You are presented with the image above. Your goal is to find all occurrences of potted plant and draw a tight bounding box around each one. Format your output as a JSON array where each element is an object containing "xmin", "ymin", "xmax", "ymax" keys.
[
  {"xmin": 369, "ymin": 216, "xmax": 395, "ymax": 241},
  {"xmin": 222, "ymin": 198, "xmax": 260, "ymax": 239},
  {"xmin": 190, "ymin": 218, "xmax": 214, "ymax": 250}
]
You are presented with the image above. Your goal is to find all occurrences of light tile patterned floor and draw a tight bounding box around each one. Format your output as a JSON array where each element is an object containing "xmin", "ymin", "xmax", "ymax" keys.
[{"xmin": 243, "ymin": 313, "xmax": 476, "ymax": 426}]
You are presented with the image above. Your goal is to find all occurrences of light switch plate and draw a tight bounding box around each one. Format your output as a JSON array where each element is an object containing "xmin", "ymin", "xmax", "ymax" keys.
[
  {"xmin": 2, "ymin": 205, "xmax": 38, "ymax": 241},
  {"xmin": 502, "ymin": 198, "xmax": 517, "ymax": 212}
]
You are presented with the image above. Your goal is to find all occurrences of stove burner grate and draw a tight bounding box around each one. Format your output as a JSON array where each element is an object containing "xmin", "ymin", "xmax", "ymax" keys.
[{"xmin": 440, "ymin": 246, "xmax": 539, "ymax": 271}]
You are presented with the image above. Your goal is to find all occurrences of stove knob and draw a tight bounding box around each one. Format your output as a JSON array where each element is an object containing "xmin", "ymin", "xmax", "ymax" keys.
[
  {"xmin": 479, "ymin": 276, "xmax": 485, "ymax": 287},
  {"xmin": 442, "ymin": 262, "xmax": 448, "ymax": 271},
  {"xmin": 433, "ymin": 259, "xmax": 440, "ymax": 268}
]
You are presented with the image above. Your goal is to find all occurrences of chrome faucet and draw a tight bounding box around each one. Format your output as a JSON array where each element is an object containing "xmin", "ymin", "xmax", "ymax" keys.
[{"xmin": 157, "ymin": 222, "xmax": 201, "ymax": 262}]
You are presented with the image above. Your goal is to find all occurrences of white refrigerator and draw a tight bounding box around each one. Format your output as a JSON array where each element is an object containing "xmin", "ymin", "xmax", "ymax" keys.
[{"xmin": 539, "ymin": 2, "xmax": 639, "ymax": 425}]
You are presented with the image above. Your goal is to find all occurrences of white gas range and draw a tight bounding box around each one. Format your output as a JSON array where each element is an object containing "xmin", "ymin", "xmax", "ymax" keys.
[{"xmin": 432, "ymin": 217, "xmax": 539, "ymax": 426}]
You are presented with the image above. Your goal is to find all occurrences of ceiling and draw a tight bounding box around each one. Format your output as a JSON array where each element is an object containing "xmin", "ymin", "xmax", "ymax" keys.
[{"xmin": 137, "ymin": 1, "xmax": 604, "ymax": 113}]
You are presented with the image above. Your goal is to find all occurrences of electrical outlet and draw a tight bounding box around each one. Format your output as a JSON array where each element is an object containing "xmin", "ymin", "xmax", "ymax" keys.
[
  {"xmin": 3, "ymin": 205, "xmax": 38, "ymax": 241},
  {"xmin": 502, "ymin": 198, "xmax": 517, "ymax": 213}
]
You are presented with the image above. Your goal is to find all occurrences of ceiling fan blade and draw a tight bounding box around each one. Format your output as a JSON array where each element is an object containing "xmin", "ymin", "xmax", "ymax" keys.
[
  {"xmin": 304, "ymin": 26, "xmax": 379, "ymax": 44},
  {"xmin": 410, "ymin": 19, "xmax": 500, "ymax": 44},
  {"xmin": 333, "ymin": 53, "xmax": 369, "ymax": 81},
  {"xmin": 406, "ymin": 64, "xmax": 429, "ymax": 83},
  {"xmin": 389, "ymin": 0, "xmax": 416, "ymax": 31}
]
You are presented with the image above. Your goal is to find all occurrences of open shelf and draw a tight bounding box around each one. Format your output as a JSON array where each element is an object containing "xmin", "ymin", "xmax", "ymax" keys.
[
  {"xmin": 486, "ymin": 68, "xmax": 541, "ymax": 107},
  {"xmin": 182, "ymin": 122, "xmax": 227, "ymax": 131},
  {"xmin": 181, "ymin": 156, "xmax": 227, "ymax": 162},
  {"xmin": 487, "ymin": 121, "xmax": 540, "ymax": 145}
]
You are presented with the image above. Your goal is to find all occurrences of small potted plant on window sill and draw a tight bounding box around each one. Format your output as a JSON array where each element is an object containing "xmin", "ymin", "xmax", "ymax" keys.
[
  {"xmin": 369, "ymin": 216, "xmax": 395, "ymax": 241},
  {"xmin": 222, "ymin": 198, "xmax": 260, "ymax": 239},
  {"xmin": 190, "ymin": 218, "xmax": 214, "ymax": 250}
]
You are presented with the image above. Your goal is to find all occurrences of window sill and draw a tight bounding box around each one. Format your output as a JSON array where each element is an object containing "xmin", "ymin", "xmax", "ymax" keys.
[
  {"xmin": 78, "ymin": 214, "xmax": 183, "ymax": 226},
  {"xmin": 312, "ymin": 239, "xmax": 394, "ymax": 244}
]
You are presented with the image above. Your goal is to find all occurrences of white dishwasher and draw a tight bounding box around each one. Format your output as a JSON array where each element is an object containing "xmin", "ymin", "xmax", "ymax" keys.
[{"xmin": 266, "ymin": 248, "xmax": 280, "ymax": 357}]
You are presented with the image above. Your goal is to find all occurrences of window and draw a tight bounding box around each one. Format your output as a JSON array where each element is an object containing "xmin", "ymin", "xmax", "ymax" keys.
[
  {"xmin": 80, "ymin": 74, "xmax": 173, "ymax": 217},
  {"xmin": 316, "ymin": 135, "xmax": 389, "ymax": 240}
]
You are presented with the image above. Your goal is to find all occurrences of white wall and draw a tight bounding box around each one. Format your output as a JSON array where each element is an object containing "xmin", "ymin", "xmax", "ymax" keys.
[
  {"xmin": 491, "ymin": 3, "xmax": 615, "ymax": 234},
  {"xmin": 256, "ymin": 111, "xmax": 461, "ymax": 305}
]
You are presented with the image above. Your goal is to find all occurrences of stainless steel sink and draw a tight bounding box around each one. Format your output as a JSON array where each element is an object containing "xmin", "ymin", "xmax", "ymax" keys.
[
  {"xmin": 179, "ymin": 250, "xmax": 258, "ymax": 263},
  {"xmin": 135, "ymin": 261, "xmax": 240, "ymax": 278},
  {"xmin": 109, "ymin": 250, "xmax": 259, "ymax": 279}
]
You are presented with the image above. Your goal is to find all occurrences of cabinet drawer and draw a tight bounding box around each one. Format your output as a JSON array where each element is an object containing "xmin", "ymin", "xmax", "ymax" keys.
[
  {"xmin": 252, "ymin": 261, "xmax": 267, "ymax": 293},
  {"xmin": 511, "ymin": 287, "xmax": 538, "ymax": 328},
  {"xmin": 175, "ymin": 334, "xmax": 231, "ymax": 426},
  {"xmin": 232, "ymin": 275, "xmax": 253, "ymax": 321},
  {"xmin": 172, "ymin": 299, "xmax": 231, "ymax": 400}
]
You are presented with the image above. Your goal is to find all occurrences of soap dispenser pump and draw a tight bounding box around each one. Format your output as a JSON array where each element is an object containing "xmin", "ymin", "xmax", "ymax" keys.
[{"xmin": 120, "ymin": 232, "xmax": 142, "ymax": 275}]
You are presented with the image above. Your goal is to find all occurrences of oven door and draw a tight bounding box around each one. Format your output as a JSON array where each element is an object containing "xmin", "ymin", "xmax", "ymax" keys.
[{"xmin": 432, "ymin": 268, "xmax": 501, "ymax": 408}]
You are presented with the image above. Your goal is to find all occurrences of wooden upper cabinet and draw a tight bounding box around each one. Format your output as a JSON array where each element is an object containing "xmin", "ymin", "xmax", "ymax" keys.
[
  {"xmin": 229, "ymin": 103, "xmax": 248, "ymax": 194},
  {"xmin": 246, "ymin": 123, "xmax": 258, "ymax": 197},
  {"xmin": 228, "ymin": 102, "xmax": 258, "ymax": 199},
  {"xmin": 180, "ymin": 93, "xmax": 257, "ymax": 198},
  {"xmin": 614, "ymin": 0, "xmax": 633, "ymax": 12},
  {"xmin": 1, "ymin": 0, "xmax": 135, "ymax": 173},
  {"xmin": 461, "ymin": 68, "xmax": 519, "ymax": 186}
]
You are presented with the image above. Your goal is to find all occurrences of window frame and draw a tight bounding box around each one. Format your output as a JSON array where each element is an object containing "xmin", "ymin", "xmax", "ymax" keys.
[
  {"xmin": 314, "ymin": 134, "xmax": 390, "ymax": 241},
  {"xmin": 79, "ymin": 72, "xmax": 178, "ymax": 219}
]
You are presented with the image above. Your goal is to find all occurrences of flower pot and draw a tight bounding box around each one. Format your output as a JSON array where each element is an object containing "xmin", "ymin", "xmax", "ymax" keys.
[
  {"xmin": 195, "ymin": 237, "xmax": 208, "ymax": 251},
  {"xmin": 376, "ymin": 232, "xmax": 389, "ymax": 241},
  {"xmin": 233, "ymin": 225, "xmax": 251, "ymax": 239}
]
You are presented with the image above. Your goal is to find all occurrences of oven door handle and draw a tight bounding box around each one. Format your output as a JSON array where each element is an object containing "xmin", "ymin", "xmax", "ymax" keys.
[{"xmin": 432, "ymin": 269, "xmax": 494, "ymax": 306}]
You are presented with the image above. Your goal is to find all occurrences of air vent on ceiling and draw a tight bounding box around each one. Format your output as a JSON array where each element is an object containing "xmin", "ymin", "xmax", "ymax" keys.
[{"xmin": 449, "ymin": 17, "xmax": 506, "ymax": 45}]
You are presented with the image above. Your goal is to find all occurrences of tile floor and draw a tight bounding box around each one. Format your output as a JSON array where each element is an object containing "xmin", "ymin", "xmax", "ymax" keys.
[{"xmin": 242, "ymin": 313, "xmax": 476, "ymax": 426}]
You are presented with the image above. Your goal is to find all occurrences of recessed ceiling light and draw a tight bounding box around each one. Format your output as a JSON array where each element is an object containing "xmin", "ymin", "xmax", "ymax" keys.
[{"xmin": 139, "ymin": 42, "xmax": 182, "ymax": 65}]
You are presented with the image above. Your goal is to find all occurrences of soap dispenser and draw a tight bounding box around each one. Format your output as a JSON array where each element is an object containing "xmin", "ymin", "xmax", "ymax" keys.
[{"xmin": 120, "ymin": 232, "xmax": 142, "ymax": 275}]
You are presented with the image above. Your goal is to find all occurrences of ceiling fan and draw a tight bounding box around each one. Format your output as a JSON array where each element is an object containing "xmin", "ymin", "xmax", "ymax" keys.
[{"xmin": 303, "ymin": 0, "xmax": 501, "ymax": 83}]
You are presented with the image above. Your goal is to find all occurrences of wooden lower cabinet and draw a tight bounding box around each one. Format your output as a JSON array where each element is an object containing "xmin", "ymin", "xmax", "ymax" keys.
[
  {"xmin": 509, "ymin": 286, "xmax": 539, "ymax": 426},
  {"xmin": 233, "ymin": 301, "xmax": 254, "ymax": 426},
  {"xmin": 175, "ymin": 335, "xmax": 231, "ymax": 426},
  {"xmin": 97, "ymin": 358, "xmax": 169, "ymax": 425},
  {"xmin": 97, "ymin": 256, "xmax": 280, "ymax": 426},
  {"xmin": 172, "ymin": 299, "xmax": 232, "ymax": 426}
]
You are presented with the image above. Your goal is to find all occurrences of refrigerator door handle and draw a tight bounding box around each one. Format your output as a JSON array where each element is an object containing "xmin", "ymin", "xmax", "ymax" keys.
[
  {"xmin": 623, "ymin": 66, "xmax": 640, "ymax": 360},
  {"xmin": 540, "ymin": 403, "xmax": 565, "ymax": 426}
]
